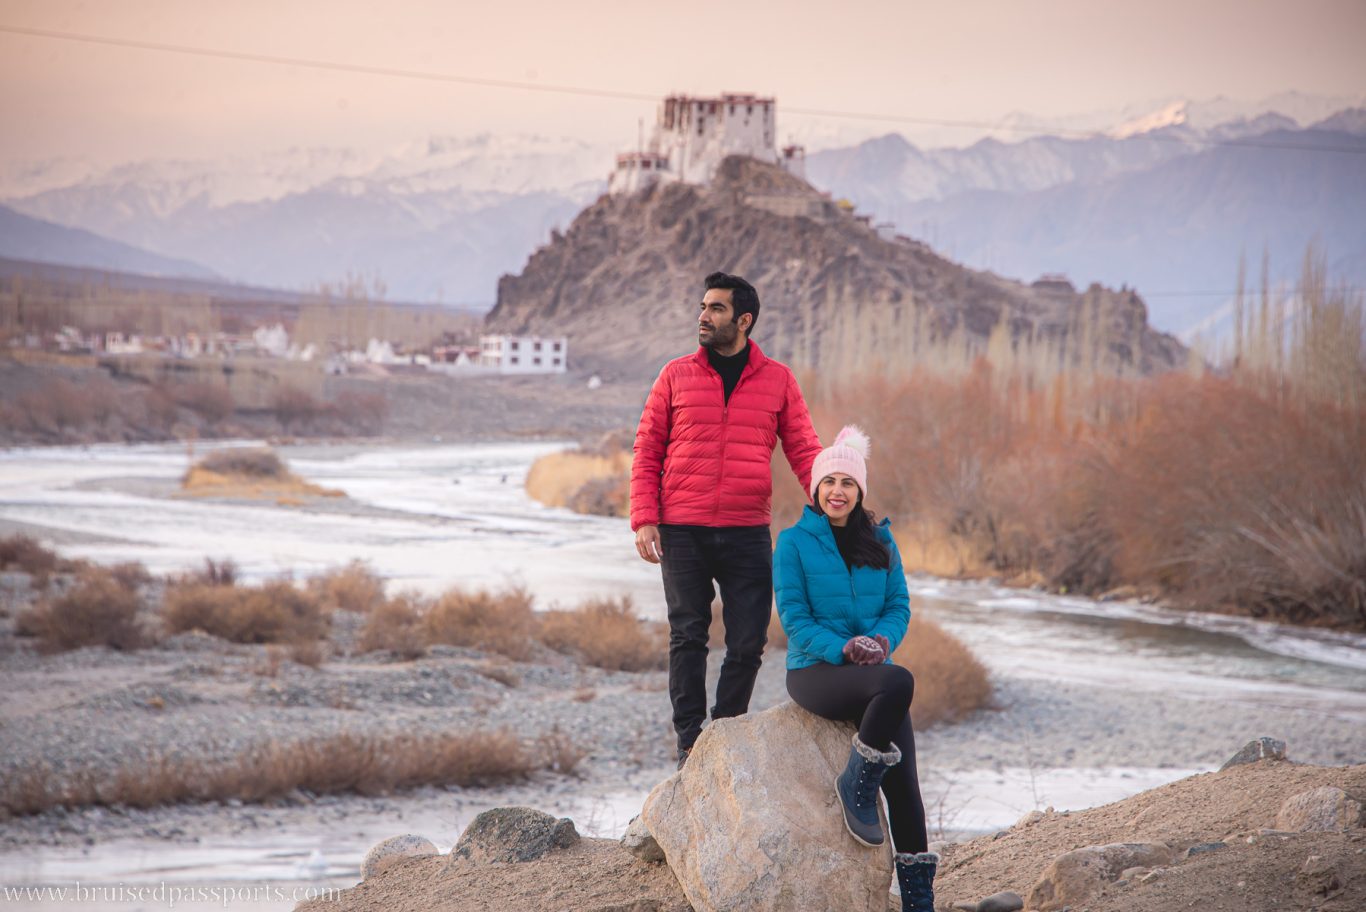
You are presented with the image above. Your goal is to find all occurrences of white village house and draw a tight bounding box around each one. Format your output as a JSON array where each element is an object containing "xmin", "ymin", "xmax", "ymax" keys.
[{"xmin": 478, "ymin": 334, "xmax": 568, "ymax": 374}]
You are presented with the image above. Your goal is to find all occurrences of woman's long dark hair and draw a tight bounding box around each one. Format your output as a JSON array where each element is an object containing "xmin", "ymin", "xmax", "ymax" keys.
[{"xmin": 816, "ymin": 493, "xmax": 890, "ymax": 570}]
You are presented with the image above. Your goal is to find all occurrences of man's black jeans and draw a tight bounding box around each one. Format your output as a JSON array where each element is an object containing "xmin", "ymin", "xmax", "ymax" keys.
[{"xmin": 658, "ymin": 523, "xmax": 773, "ymax": 752}]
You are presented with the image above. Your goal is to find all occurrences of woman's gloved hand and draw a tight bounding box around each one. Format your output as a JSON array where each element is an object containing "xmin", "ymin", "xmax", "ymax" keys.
[
  {"xmin": 872, "ymin": 634, "xmax": 891, "ymax": 660},
  {"xmin": 842, "ymin": 635, "xmax": 885, "ymax": 665}
]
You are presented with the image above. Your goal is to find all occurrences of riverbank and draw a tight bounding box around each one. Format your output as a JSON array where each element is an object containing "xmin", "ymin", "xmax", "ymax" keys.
[{"xmin": 2, "ymin": 439, "xmax": 1364, "ymax": 908}]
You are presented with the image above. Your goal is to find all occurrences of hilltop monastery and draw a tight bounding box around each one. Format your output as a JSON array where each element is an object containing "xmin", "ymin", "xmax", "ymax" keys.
[{"xmin": 608, "ymin": 93, "xmax": 806, "ymax": 194}]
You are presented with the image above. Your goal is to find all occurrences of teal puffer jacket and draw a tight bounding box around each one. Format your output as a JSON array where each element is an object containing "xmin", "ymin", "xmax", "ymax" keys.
[{"xmin": 774, "ymin": 504, "xmax": 911, "ymax": 670}]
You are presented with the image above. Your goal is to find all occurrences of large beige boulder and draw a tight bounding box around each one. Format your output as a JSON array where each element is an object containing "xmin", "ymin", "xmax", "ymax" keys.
[
  {"xmin": 1026, "ymin": 842, "xmax": 1175, "ymax": 911},
  {"xmin": 1275, "ymin": 786, "xmax": 1363, "ymax": 832},
  {"xmin": 640, "ymin": 701, "xmax": 893, "ymax": 912}
]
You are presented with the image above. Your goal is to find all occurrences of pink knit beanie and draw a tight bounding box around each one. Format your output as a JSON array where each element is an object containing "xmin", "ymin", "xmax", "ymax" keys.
[{"xmin": 809, "ymin": 425, "xmax": 870, "ymax": 502}]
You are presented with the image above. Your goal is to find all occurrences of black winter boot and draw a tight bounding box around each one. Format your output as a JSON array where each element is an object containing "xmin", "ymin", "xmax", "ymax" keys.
[
  {"xmin": 895, "ymin": 851, "xmax": 939, "ymax": 912},
  {"xmin": 834, "ymin": 734, "xmax": 901, "ymax": 846}
]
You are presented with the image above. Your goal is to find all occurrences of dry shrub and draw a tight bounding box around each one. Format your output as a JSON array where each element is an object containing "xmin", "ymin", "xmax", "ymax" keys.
[
  {"xmin": 538, "ymin": 596, "xmax": 666, "ymax": 671},
  {"xmin": 0, "ymin": 534, "xmax": 61, "ymax": 582},
  {"xmin": 566, "ymin": 474, "xmax": 630, "ymax": 518},
  {"xmin": 107, "ymin": 560, "xmax": 153, "ymax": 590},
  {"xmin": 1102, "ymin": 375, "xmax": 1366, "ymax": 626},
  {"xmin": 13, "ymin": 377, "xmax": 94, "ymax": 434},
  {"xmin": 357, "ymin": 591, "xmax": 429, "ymax": 658},
  {"xmin": 474, "ymin": 662, "xmax": 522, "ymax": 688},
  {"xmin": 193, "ymin": 448, "xmax": 288, "ymax": 480},
  {"xmin": 17, "ymin": 566, "xmax": 146, "ymax": 652},
  {"xmin": 273, "ymin": 384, "xmax": 324, "ymax": 432},
  {"xmin": 164, "ymin": 580, "xmax": 328, "ymax": 644},
  {"xmin": 191, "ymin": 557, "xmax": 239, "ymax": 586},
  {"xmin": 0, "ymin": 729, "xmax": 545, "ymax": 817},
  {"xmin": 425, "ymin": 585, "xmax": 536, "ymax": 661},
  {"xmin": 536, "ymin": 725, "xmax": 586, "ymax": 776},
  {"xmin": 892, "ymin": 616, "xmax": 991, "ymax": 729},
  {"xmin": 525, "ymin": 448, "xmax": 630, "ymax": 511},
  {"xmin": 288, "ymin": 639, "xmax": 325, "ymax": 668},
  {"xmin": 309, "ymin": 560, "xmax": 386, "ymax": 614}
]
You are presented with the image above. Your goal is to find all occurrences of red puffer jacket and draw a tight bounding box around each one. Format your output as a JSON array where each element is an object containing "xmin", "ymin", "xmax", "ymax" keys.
[{"xmin": 630, "ymin": 342, "xmax": 822, "ymax": 530}]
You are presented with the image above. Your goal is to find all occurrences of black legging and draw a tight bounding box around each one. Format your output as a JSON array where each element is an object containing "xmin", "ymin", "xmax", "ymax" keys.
[{"xmin": 787, "ymin": 662, "xmax": 928, "ymax": 854}]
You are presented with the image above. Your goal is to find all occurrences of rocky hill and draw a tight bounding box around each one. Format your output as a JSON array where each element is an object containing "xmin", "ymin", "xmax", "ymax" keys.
[{"xmin": 486, "ymin": 157, "xmax": 1185, "ymax": 381}]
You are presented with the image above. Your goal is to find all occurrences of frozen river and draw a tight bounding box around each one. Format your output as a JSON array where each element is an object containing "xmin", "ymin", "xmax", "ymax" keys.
[{"xmin": 1, "ymin": 440, "xmax": 1363, "ymax": 910}]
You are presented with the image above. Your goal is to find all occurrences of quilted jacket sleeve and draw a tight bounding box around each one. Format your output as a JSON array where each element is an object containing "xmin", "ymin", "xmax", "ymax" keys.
[
  {"xmin": 774, "ymin": 532, "xmax": 849, "ymax": 666},
  {"xmin": 868, "ymin": 533, "xmax": 911, "ymax": 655},
  {"xmin": 776, "ymin": 370, "xmax": 823, "ymax": 499},
  {"xmin": 630, "ymin": 366, "xmax": 673, "ymax": 531}
]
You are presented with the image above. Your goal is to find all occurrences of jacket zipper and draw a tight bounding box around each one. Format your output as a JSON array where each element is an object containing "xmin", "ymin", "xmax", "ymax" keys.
[{"xmin": 711, "ymin": 359, "xmax": 755, "ymax": 524}]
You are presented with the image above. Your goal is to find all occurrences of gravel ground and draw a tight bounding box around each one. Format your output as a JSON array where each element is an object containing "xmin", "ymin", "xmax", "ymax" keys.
[{"xmin": 1, "ymin": 568, "xmax": 1362, "ymax": 855}]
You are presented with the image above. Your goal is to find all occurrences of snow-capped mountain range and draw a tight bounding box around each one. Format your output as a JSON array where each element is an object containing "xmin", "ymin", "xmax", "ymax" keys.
[{"xmin": 2, "ymin": 92, "xmax": 1362, "ymax": 332}]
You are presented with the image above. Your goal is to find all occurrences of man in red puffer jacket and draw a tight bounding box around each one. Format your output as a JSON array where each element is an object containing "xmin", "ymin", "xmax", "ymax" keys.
[{"xmin": 632, "ymin": 271, "xmax": 822, "ymax": 768}]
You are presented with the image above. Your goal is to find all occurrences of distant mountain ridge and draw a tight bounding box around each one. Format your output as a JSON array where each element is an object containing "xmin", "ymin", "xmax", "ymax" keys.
[
  {"xmin": 0, "ymin": 204, "xmax": 216, "ymax": 280},
  {"xmin": 2, "ymin": 94, "xmax": 1361, "ymax": 326},
  {"xmin": 808, "ymin": 121, "xmax": 1366, "ymax": 336}
]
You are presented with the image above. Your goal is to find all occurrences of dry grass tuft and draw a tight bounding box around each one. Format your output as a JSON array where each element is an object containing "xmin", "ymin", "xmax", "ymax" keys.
[
  {"xmin": 194, "ymin": 448, "xmax": 289, "ymax": 479},
  {"xmin": 308, "ymin": 560, "xmax": 386, "ymax": 614},
  {"xmin": 0, "ymin": 728, "xmax": 549, "ymax": 817},
  {"xmin": 536, "ymin": 725, "xmax": 586, "ymax": 776},
  {"xmin": 163, "ymin": 580, "xmax": 328, "ymax": 644},
  {"xmin": 425, "ymin": 585, "xmax": 536, "ymax": 661},
  {"xmin": 0, "ymin": 534, "xmax": 63, "ymax": 582},
  {"xmin": 538, "ymin": 596, "xmax": 667, "ymax": 671},
  {"xmin": 525, "ymin": 444, "xmax": 631, "ymax": 518},
  {"xmin": 16, "ymin": 566, "xmax": 146, "ymax": 652},
  {"xmin": 181, "ymin": 448, "xmax": 342, "ymax": 500},
  {"xmin": 892, "ymin": 616, "xmax": 992, "ymax": 729},
  {"xmin": 357, "ymin": 591, "xmax": 429, "ymax": 658}
]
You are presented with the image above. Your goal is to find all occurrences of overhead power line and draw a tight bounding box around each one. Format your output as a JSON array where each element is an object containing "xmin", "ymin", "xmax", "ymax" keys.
[{"xmin": 3, "ymin": 23, "xmax": 1365, "ymax": 157}]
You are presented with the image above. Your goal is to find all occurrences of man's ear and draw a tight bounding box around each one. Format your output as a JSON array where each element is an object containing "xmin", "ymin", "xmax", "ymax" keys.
[{"xmin": 739, "ymin": 313, "xmax": 752, "ymax": 334}]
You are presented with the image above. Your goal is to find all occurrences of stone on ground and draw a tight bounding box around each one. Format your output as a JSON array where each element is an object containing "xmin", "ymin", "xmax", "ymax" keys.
[
  {"xmin": 361, "ymin": 834, "xmax": 438, "ymax": 880},
  {"xmin": 621, "ymin": 815, "xmax": 665, "ymax": 863},
  {"xmin": 446, "ymin": 806, "xmax": 579, "ymax": 867},
  {"xmin": 1276, "ymin": 786, "xmax": 1363, "ymax": 832},
  {"xmin": 1220, "ymin": 736, "xmax": 1287, "ymax": 770},
  {"xmin": 1026, "ymin": 842, "xmax": 1175, "ymax": 911}
]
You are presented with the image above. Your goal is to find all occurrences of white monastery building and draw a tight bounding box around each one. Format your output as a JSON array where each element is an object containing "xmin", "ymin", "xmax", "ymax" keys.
[
  {"xmin": 608, "ymin": 93, "xmax": 805, "ymax": 195},
  {"xmin": 479, "ymin": 334, "xmax": 568, "ymax": 374}
]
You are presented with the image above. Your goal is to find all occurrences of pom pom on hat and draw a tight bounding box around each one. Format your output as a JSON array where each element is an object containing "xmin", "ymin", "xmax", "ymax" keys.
[
  {"xmin": 809, "ymin": 424, "xmax": 871, "ymax": 502},
  {"xmin": 831, "ymin": 425, "xmax": 870, "ymax": 458}
]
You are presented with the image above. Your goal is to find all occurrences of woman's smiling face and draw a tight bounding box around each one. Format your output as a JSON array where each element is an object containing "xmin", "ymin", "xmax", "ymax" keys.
[{"xmin": 817, "ymin": 473, "xmax": 860, "ymax": 525}]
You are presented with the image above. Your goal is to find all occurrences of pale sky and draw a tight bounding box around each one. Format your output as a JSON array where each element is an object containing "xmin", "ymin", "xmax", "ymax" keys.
[{"xmin": 1, "ymin": 0, "xmax": 1364, "ymax": 168}]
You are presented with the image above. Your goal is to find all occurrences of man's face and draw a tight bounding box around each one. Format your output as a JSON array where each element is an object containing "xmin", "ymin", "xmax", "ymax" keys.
[{"xmin": 698, "ymin": 289, "xmax": 747, "ymax": 351}]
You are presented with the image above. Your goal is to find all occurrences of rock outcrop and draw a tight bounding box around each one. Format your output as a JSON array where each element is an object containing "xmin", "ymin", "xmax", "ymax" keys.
[
  {"xmin": 1276, "ymin": 786, "xmax": 1363, "ymax": 832},
  {"xmin": 447, "ymin": 806, "xmax": 580, "ymax": 867},
  {"xmin": 487, "ymin": 156, "xmax": 1186, "ymax": 380},
  {"xmin": 1025, "ymin": 842, "xmax": 1176, "ymax": 910},
  {"xmin": 639, "ymin": 700, "xmax": 894, "ymax": 912}
]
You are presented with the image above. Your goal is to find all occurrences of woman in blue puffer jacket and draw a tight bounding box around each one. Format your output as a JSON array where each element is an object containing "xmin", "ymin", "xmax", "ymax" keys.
[{"xmin": 773, "ymin": 425, "xmax": 937, "ymax": 912}]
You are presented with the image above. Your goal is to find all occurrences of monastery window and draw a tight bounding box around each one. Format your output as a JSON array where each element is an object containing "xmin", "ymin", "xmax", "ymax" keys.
[
  {"xmin": 534, "ymin": 341, "xmax": 542, "ymax": 351},
  {"xmin": 510, "ymin": 356, "xmax": 519, "ymax": 365},
  {"xmin": 534, "ymin": 357, "xmax": 542, "ymax": 366},
  {"xmin": 553, "ymin": 357, "xmax": 562, "ymax": 366},
  {"xmin": 510, "ymin": 340, "xmax": 519, "ymax": 351},
  {"xmin": 553, "ymin": 342, "xmax": 562, "ymax": 352}
]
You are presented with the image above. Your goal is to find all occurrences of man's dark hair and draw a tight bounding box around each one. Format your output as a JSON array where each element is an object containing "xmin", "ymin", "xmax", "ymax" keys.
[{"xmin": 704, "ymin": 272, "xmax": 760, "ymax": 336}]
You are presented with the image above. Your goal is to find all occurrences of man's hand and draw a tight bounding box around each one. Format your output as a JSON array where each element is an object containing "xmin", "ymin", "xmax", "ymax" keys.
[{"xmin": 635, "ymin": 525, "xmax": 663, "ymax": 564}]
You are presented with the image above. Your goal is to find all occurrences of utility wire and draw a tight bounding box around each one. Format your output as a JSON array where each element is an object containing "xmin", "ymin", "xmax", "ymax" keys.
[{"xmin": 3, "ymin": 23, "xmax": 1365, "ymax": 157}]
